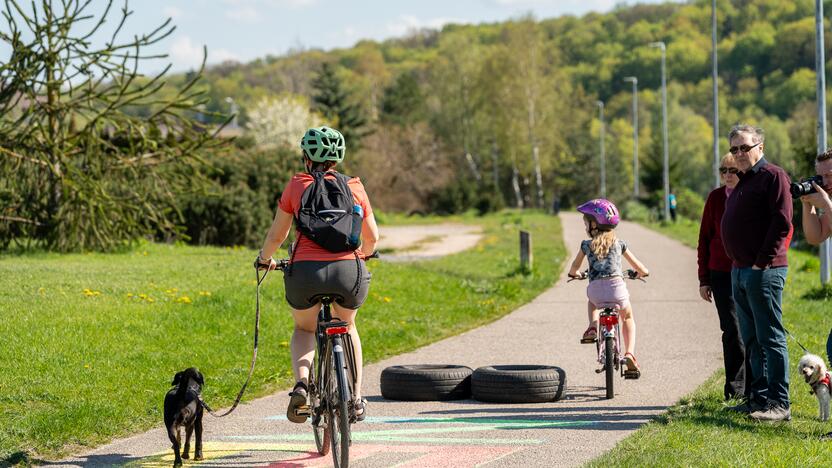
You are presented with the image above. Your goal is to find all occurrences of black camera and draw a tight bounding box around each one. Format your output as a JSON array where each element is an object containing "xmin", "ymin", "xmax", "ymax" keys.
[{"xmin": 790, "ymin": 175, "xmax": 824, "ymax": 197}]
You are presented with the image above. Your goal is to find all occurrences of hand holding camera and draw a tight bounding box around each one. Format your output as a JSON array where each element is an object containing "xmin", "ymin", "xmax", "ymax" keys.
[{"xmin": 791, "ymin": 175, "xmax": 824, "ymax": 197}]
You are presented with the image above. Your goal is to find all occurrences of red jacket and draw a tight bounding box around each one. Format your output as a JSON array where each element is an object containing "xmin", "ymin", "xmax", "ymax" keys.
[{"xmin": 698, "ymin": 186, "xmax": 733, "ymax": 286}]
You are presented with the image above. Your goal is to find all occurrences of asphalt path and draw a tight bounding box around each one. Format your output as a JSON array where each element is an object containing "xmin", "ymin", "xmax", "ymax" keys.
[{"xmin": 49, "ymin": 213, "xmax": 722, "ymax": 467}]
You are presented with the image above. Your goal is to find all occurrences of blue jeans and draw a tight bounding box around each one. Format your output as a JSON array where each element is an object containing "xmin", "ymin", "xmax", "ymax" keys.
[
  {"xmin": 827, "ymin": 328, "xmax": 832, "ymax": 367},
  {"xmin": 731, "ymin": 267, "xmax": 789, "ymax": 408}
]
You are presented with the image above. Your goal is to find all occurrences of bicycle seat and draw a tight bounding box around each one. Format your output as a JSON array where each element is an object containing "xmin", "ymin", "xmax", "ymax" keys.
[
  {"xmin": 307, "ymin": 294, "xmax": 344, "ymax": 305},
  {"xmin": 597, "ymin": 303, "xmax": 621, "ymax": 312}
]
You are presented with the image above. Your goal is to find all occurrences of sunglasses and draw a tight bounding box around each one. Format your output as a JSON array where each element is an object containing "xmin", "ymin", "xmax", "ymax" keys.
[
  {"xmin": 729, "ymin": 142, "xmax": 761, "ymax": 154},
  {"xmin": 719, "ymin": 167, "xmax": 739, "ymax": 174}
]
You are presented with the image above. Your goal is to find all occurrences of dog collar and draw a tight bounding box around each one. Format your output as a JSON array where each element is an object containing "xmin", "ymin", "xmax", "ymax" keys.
[{"xmin": 822, "ymin": 372, "xmax": 832, "ymax": 391}]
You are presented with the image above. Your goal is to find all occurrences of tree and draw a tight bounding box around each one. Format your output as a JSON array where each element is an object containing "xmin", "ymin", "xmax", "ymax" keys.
[
  {"xmin": 381, "ymin": 72, "xmax": 425, "ymax": 126},
  {"xmin": 0, "ymin": 0, "xmax": 225, "ymax": 251},
  {"xmin": 311, "ymin": 62, "xmax": 368, "ymax": 147},
  {"xmin": 246, "ymin": 94, "xmax": 323, "ymax": 150}
]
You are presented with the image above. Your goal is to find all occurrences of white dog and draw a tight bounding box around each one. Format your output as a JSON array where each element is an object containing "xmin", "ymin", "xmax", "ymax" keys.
[{"xmin": 798, "ymin": 353, "xmax": 831, "ymax": 422}]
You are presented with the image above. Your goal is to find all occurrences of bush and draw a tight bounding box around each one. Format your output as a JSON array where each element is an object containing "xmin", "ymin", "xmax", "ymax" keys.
[
  {"xmin": 178, "ymin": 146, "xmax": 298, "ymax": 247},
  {"xmin": 620, "ymin": 200, "xmax": 652, "ymax": 222},
  {"xmin": 675, "ymin": 187, "xmax": 706, "ymax": 221}
]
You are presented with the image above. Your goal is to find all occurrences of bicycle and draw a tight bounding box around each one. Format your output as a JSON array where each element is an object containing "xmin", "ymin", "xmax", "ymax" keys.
[
  {"xmin": 275, "ymin": 253, "xmax": 376, "ymax": 468},
  {"xmin": 568, "ymin": 269, "xmax": 646, "ymax": 399}
]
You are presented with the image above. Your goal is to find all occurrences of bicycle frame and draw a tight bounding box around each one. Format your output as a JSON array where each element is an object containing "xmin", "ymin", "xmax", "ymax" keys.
[{"xmin": 308, "ymin": 298, "xmax": 356, "ymax": 467}]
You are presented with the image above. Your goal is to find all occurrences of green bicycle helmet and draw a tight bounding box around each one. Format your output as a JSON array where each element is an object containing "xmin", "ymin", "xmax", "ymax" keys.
[{"xmin": 300, "ymin": 126, "xmax": 346, "ymax": 163}]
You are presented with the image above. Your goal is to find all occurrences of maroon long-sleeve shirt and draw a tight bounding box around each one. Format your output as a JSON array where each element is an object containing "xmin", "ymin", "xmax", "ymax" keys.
[
  {"xmin": 697, "ymin": 186, "xmax": 733, "ymax": 286},
  {"xmin": 721, "ymin": 157, "xmax": 793, "ymax": 269}
]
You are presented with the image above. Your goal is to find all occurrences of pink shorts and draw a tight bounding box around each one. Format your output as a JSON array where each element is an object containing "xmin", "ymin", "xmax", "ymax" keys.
[{"xmin": 587, "ymin": 276, "xmax": 630, "ymax": 309}]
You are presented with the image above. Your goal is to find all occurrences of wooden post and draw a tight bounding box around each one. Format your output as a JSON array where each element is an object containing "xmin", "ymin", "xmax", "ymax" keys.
[{"xmin": 520, "ymin": 230, "xmax": 532, "ymax": 273}]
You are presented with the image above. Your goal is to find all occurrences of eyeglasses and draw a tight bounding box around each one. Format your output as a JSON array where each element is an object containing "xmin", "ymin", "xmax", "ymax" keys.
[
  {"xmin": 729, "ymin": 142, "xmax": 761, "ymax": 154},
  {"xmin": 719, "ymin": 167, "xmax": 739, "ymax": 174}
]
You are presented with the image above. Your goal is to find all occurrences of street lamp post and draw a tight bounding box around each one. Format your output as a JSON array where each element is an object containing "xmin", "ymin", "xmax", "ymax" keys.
[
  {"xmin": 649, "ymin": 41, "xmax": 670, "ymax": 222},
  {"xmin": 596, "ymin": 100, "xmax": 606, "ymax": 198},
  {"xmin": 623, "ymin": 77, "xmax": 639, "ymax": 198},
  {"xmin": 815, "ymin": 0, "xmax": 831, "ymax": 284},
  {"xmin": 225, "ymin": 97, "xmax": 239, "ymax": 129},
  {"xmin": 712, "ymin": 0, "xmax": 720, "ymax": 189}
]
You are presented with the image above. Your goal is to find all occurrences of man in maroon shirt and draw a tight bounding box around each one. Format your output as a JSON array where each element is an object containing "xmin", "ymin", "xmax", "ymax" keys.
[{"xmin": 721, "ymin": 124, "xmax": 793, "ymax": 422}]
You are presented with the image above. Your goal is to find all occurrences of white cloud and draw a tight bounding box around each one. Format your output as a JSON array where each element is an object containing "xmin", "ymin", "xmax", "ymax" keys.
[
  {"xmin": 169, "ymin": 36, "xmax": 239, "ymax": 70},
  {"xmin": 163, "ymin": 6, "xmax": 183, "ymax": 19},
  {"xmin": 225, "ymin": 6, "xmax": 261, "ymax": 22},
  {"xmin": 385, "ymin": 15, "xmax": 466, "ymax": 37},
  {"xmin": 489, "ymin": 0, "xmax": 618, "ymax": 10},
  {"xmin": 223, "ymin": 0, "xmax": 317, "ymax": 8}
]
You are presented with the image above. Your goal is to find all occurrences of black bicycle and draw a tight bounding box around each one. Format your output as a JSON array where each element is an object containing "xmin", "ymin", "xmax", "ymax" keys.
[
  {"xmin": 568, "ymin": 269, "xmax": 646, "ymax": 399},
  {"xmin": 276, "ymin": 254, "xmax": 375, "ymax": 468}
]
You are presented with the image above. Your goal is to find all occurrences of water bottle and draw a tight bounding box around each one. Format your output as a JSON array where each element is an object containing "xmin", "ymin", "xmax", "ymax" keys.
[{"xmin": 349, "ymin": 204, "xmax": 363, "ymax": 248}]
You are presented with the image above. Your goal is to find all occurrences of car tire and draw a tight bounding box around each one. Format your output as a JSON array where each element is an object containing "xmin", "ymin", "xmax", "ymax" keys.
[
  {"xmin": 471, "ymin": 365, "xmax": 566, "ymax": 403},
  {"xmin": 380, "ymin": 364, "xmax": 473, "ymax": 401}
]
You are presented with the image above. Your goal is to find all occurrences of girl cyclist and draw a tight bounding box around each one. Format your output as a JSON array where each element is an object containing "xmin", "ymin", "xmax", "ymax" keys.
[
  {"xmin": 256, "ymin": 126, "xmax": 379, "ymax": 423},
  {"xmin": 567, "ymin": 199, "xmax": 649, "ymax": 378}
]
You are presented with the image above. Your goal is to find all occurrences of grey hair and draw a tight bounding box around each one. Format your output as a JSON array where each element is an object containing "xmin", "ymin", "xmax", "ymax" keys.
[{"xmin": 728, "ymin": 123, "xmax": 764, "ymax": 144}]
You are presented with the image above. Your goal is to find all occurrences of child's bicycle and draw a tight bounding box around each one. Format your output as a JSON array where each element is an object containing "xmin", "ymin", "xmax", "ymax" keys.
[
  {"xmin": 568, "ymin": 269, "xmax": 647, "ymax": 399},
  {"xmin": 275, "ymin": 252, "xmax": 377, "ymax": 468}
]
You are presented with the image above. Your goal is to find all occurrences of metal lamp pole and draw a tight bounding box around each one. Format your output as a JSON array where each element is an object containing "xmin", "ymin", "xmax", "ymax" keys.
[
  {"xmin": 596, "ymin": 100, "xmax": 606, "ymax": 198},
  {"xmin": 712, "ymin": 0, "xmax": 720, "ymax": 189},
  {"xmin": 815, "ymin": 0, "xmax": 831, "ymax": 284},
  {"xmin": 649, "ymin": 41, "xmax": 670, "ymax": 222},
  {"xmin": 623, "ymin": 77, "xmax": 639, "ymax": 198},
  {"xmin": 225, "ymin": 97, "xmax": 239, "ymax": 129}
]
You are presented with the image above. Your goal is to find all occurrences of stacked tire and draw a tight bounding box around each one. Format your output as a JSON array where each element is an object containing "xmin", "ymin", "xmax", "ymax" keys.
[{"xmin": 380, "ymin": 364, "xmax": 566, "ymax": 403}]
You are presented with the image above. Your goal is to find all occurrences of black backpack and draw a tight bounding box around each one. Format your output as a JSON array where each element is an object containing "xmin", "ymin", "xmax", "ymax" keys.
[{"xmin": 295, "ymin": 171, "xmax": 363, "ymax": 253}]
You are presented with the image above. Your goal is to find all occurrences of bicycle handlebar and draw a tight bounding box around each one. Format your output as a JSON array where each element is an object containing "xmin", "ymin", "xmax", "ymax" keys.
[
  {"xmin": 567, "ymin": 269, "xmax": 648, "ymax": 282},
  {"xmin": 261, "ymin": 251, "xmax": 380, "ymax": 272}
]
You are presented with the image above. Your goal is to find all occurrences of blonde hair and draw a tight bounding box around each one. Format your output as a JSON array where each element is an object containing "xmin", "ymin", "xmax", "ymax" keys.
[
  {"xmin": 720, "ymin": 152, "xmax": 736, "ymax": 166},
  {"xmin": 584, "ymin": 214, "xmax": 618, "ymax": 259}
]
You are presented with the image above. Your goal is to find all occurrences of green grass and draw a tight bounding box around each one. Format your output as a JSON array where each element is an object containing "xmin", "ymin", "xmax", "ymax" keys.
[
  {"xmin": 589, "ymin": 219, "xmax": 832, "ymax": 467},
  {"xmin": 0, "ymin": 210, "xmax": 565, "ymax": 464}
]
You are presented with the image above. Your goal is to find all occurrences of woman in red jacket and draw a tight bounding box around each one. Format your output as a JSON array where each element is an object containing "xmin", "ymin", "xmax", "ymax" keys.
[{"xmin": 697, "ymin": 153, "xmax": 747, "ymax": 400}]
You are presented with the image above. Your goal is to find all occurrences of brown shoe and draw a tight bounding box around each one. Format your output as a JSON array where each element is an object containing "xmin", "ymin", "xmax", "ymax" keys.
[
  {"xmin": 287, "ymin": 382, "xmax": 309, "ymax": 423},
  {"xmin": 623, "ymin": 353, "xmax": 641, "ymax": 379},
  {"xmin": 580, "ymin": 326, "xmax": 597, "ymax": 344}
]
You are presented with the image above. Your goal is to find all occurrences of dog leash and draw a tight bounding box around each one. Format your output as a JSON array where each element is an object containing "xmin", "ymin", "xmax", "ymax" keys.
[
  {"xmin": 784, "ymin": 326, "xmax": 812, "ymax": 354},
  {"xmin": 200, "ymin": 266, "xmax": 269, "ymax": 417}
]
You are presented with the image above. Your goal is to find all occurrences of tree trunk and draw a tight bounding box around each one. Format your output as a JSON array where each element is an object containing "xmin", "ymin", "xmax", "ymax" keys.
[
  {"xmin": 491, "ymin": 140, "xmax": 500, "ymax": 190},
  {"xmin": 511, "ymin": 157, "xmax": 524, "ymax": 209},
  {"xmin": 527, "ymin": 94, "xmax": 544, "ymax": 208}
]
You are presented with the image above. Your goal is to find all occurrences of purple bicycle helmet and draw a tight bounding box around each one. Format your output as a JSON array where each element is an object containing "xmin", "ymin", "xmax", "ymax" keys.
[{"xmin": 577, "ymin": 198, "xmax": 620, "ymax": 230}]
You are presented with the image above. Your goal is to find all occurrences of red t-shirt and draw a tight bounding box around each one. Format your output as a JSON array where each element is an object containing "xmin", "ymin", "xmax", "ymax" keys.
[{"xmin": 278, "ymin": 172, "xmax": 373, "ymax": 262}]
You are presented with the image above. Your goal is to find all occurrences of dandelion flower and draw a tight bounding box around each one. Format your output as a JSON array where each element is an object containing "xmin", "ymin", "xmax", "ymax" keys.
[
  {"xmin": 383, "ymin": 296, "xmax": 392, "ymax": 303},
  {"xmin": 279, "ymin": 341, "xmax": 289, "ymax": 347},
  {"xmin": 199, "ymin": 291, "xmax": 212, "ymax": 297},
  {"xmin": 175, "ymin": 296, "xmax": 192, "ymax": 304}
]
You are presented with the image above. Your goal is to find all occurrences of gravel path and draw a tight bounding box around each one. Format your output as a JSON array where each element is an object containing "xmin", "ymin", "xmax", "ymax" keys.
[
  {"xmin": 376, "ymin": 223, "xmax": 482, "ymax": 261},
  {"xmin": 49, "ymin": 214, "xmax": 722, "ymax": 467}
]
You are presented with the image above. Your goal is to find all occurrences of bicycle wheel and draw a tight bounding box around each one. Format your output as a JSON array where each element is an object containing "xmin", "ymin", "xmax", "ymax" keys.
[
  {"xmin": 312, "ymin": 392, "xmax": 330, "ymax": 455},
  {"xmin": 328, "ymin": 336, "xmax": 351, "ymax": 467},
  {"xmin": 604, "ymin": 335, "xmax": 615, "ymax": 399},
  {"xmin": 312, "ymin": 339, "xmax": 331, "ymax": 455}
]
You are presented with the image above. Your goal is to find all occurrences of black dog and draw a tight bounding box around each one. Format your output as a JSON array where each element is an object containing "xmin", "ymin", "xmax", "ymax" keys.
[{"xmin": 164, "ymin": 368, "xmax": 204, "ymax": 467}]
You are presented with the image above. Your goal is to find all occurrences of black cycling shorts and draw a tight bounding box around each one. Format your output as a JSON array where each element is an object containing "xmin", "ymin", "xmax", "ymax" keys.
[{"xmin": 283, "ymin": 259, "xmax": 370, "ymax": 310}]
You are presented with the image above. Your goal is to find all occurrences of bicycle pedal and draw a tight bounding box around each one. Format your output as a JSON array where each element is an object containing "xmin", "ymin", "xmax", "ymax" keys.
[
  {"xmin": 595, "ymin": 367, "xmax": 604, "ymax": 374},
  {"xmin": 294, "ymin": 405, "xmax": 311, "ymax": 417}
]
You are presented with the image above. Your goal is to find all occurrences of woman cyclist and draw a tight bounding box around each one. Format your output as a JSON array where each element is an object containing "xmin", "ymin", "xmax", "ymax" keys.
[{"xmin": 255, "ymin": 126, "xmax": 379, "ymax": 423}]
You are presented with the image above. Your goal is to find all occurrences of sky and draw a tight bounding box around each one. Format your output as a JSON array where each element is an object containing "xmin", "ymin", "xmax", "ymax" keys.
[{"xmin": 1, "ymin": 0, "xmax": 676, "ymax": 73}]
